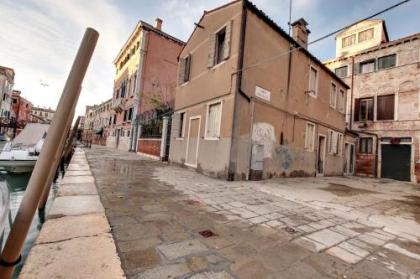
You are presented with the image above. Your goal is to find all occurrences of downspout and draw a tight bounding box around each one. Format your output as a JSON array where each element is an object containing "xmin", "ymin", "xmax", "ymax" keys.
[
  {"xmin": 130, "ymin": 29, "xmax": 149, "ymax": 152},
  {"xmin": 350, "ymin": 56, "xmax": 355, "ymax": 129},
  {"xmin": 227, "ymin": 2, "xmax": 247, "ymax": 181}
]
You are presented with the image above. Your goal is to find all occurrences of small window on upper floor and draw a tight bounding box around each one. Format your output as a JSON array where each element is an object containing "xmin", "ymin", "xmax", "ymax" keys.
[
  {"xmin": 330, "ymin": 83, "xmax": 337, "ymax": 109},
  {"xmin": 342, "ymin": 34, "xmax": 355, "ymax": 48},
  {"xmin": 359, "ymin": 60, "xmax": 375, "ymax": 74},
  {"xmin": 308, "ymin": 66, "xmax": 318, "ymax": 97},
  {"xmin": 178, "ymin": 54, "xmax": 191, "ymax": 85},
  {"xmin": 335, "ymin": 66, "xmax": 348, "ymax": 78},
  {"xmin": 208, "ymin": 21, "xmax": 232, "ymax": 68},
  {"xmin": 377, "ymin": 54, "xmax": 396, "ymax": 70},
  {"xmin": 338, "ymin": 89, "xmax": 346, "ymax": 113},
  {"xmin": 358, "ymin": 28, "xmax": 374, "ymax": 43}
]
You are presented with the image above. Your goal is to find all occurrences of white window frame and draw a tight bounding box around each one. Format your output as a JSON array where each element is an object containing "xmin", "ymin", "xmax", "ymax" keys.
[
  {"xmin": 337, "ymin": 133, "xmax": 343, "ymax": 156},
  {"xmin": 304, "ymin": 122, "xmax": 316, "ymax": 152},
  {"xmin": 308, "ymin": 65, "xmax": 318, "ymax": 98},
  {"xmin": 176, "ymin": 111, "xmax": 186, "ymax": 140},
  {"xmin": 330, "ymin": 82, "xmax": 337, "ymax": 109},
  {"xmin": 204, "ymin": 100, "xmax": 223, "ymax": 140}
]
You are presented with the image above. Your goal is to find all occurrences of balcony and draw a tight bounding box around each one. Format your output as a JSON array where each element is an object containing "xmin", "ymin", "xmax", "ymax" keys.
[{"xmin": 112, "ymin": 98, "xmax": 125, "ymax": 112}]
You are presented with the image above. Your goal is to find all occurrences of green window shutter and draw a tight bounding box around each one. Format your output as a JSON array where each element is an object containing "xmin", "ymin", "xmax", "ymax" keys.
[
  {"xmin": 208, "ymin": 33, "xmax": 216, "ymax": 68},
  {"xmin": 223, "ymin": 20, "xmax": 233, "ymax": 60}
]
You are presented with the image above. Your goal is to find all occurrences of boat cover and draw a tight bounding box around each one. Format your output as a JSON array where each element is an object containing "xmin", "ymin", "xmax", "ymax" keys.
[{"xmin": 11, "ymin": 123, "xmax": 50, "ymax": 149}]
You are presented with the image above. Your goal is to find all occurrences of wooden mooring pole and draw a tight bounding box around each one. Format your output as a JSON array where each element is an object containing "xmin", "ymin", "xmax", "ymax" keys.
[{"xmin": 0, "ymin": 28, "xmax": 98, "ymax": 278}]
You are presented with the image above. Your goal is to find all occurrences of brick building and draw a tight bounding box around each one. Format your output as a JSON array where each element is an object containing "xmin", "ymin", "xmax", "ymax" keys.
[
  {"xmin": 107, "ymin": 18, "xmax": 184, "ymax": 156},
  {"xmin": 325, "ymin": 19, "xmax": 420, "ymax": 182},
  {"xmin": 170, "ymin": 0, "xmax": 355, "ymax": 180},
  {"xmin": 11, "ymin": 90, "xmax": 32, "ymax": 135},
  {"xmin": 30, "ymin": 106, "xmax": 55, "ymax": 124}
]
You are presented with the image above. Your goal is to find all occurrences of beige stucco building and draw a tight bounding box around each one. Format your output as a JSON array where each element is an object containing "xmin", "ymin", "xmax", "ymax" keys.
[
  {"xmin": 325, "ymin": 19, "xmax": 420, "ymax": 182},
  {"xmin": 83, "ymin": 99, "xmax": 112, "ymax": 145},
  {"xmin": 170, "ymin": 0, "xmax": 354, "ymax": 180}
]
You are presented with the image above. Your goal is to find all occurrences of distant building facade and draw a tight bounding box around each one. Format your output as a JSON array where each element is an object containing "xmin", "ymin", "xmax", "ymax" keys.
[
  {"xmin": 325, "ymin": 19, "xmax": 420, "ymax": 182},
  {"xmin": 82, "ymin": 99, "xmax": 112, "ymax": 145},
  {"xmin": 107, "ymin": 18, "xmax": 184, "ymax": 156},
  {"xmin": 170, "ymin": 0, "xmax": 354, "ymax": 180},
  {"xmin": 0, "ymin": 65, "xmax": 15, "ymax": 134},
  {"xmin": 11, "ymin": 90, "xmax": 32, "ymax": 135},
  {"xmin": 30, "ymin": 106, "xmax": 55, "ymax": 124}
]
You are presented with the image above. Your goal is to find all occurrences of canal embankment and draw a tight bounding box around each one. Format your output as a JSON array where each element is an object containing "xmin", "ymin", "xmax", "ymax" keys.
[{"xmin": 19, "ymin": 148, "xmax": 124, "ymax": 278}]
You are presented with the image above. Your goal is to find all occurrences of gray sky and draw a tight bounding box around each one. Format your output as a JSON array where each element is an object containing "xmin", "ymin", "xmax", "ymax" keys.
[{"xmin": 0, "ymin": 0, "xmax": 418, "ymax": 117}]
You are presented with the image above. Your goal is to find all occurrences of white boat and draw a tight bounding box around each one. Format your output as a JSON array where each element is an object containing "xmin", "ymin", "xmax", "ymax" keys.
[{"xmin": 0, "ymin": 123, "xmax": 49, "ymax": 173}]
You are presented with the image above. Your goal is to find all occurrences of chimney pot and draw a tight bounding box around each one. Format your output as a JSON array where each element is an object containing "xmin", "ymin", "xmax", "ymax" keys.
[
  {"xmin": 155, "ymin": 18, "xmax": 163, "ymax": 30},
  {"xmin": 291, "ymin": 18, "xmax": 310, "ymax": 49}
]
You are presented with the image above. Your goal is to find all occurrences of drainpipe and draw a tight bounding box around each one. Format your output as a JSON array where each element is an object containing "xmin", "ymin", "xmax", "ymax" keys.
[
  {"xmin": 130, "ymin": 29, "xmax": 148, "ymax": 152},
  {"xmin": 350, "ymin": 56, "xmax": 355, "ymax": 129}
]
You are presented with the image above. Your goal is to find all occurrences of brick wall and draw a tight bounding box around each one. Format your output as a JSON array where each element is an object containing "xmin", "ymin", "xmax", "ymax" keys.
[
  {"xmin": 356, "ymin": 154, "xmax": 376, "ymax": 177},
  {"xmin": 138, "ymin": 139, "xmax": 161, "ymax": 157}
]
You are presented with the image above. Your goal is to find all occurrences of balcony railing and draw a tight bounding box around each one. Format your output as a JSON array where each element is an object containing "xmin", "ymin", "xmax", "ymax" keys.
[{"xmin": 111, "ymin": 98, "xmax": 125, "ymax": 112}]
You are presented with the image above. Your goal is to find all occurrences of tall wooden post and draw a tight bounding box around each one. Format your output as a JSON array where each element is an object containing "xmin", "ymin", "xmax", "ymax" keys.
[{"xmin": 0, "ymin": 28, "xmax": 98, "ymax": 278}]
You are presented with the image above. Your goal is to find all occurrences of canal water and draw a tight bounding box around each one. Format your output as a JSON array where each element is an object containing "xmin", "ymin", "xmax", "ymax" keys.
[{"xmin": 0, "ymin": 169, "xmax": 63, "ymax": 278}]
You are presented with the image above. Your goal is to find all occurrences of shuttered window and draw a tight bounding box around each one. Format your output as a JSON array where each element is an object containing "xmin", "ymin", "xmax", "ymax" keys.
[
  {"xmin": 308, "ymin": 66, "xmax": 318, "ymax": 96},
  {"xmin": 377, "ymin": 94, "xmax": 394, "ymax": 120},
  {"xmin": 178, "ymin": 54, "xmax": 191, "ymax": 85},
  {"xmin": 354, "ymin": 97, "xmax": 373, "ymax": 121},
  {"xmin": 205, "ymin": 102, "xmax": 222, "ymax": 139},
  {"xmin": 358, "ymin": 28, "xmax": 374, "ymax": 43},
  {"xmin": 335, "ymin": 66, "xmax": 348, "ymax": 78},
  {"xmin": 330, "ymin": 83, "xmax": 337, "ymax": 108},
  {"xmin": 178, "ymin": 112, "xmax": 185, "ymax": 138},
  {"xmin": 377, "ymin": 54, "xmax": 396, "ymax": 70},
  {"xmin": 338, "ymin": 89, "xmax": 346, "ymax": 113},
  {"xmin": 342, "ymin": 34, "xmax": 355, "ymax": 47},
  {"xmin": 208, "ymin": 21, "xmax": 232, "ymax": 68},
  {"xmin": 359, "ymin": 60, "xmax": 375, "ymax": 74},
  {"xmin": 359, "ymin": 137, "xmax": 373, "ymax": 154},
  {"xmin": 304, "ymin": 122, "xmax": 315, "ymax": 151}
]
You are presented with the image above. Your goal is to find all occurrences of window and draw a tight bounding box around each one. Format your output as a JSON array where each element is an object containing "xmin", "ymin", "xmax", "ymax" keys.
[
  {"xmin": 330, "ymin": 83, "xmax": 337, "ymax": 108},
  {"xmin": 342, "ymin": 34, "xmax": 355, "ymax": 48},
  {"xmin": 377, "ymin": 94, "xmax": 394, "ymax": 120},
  {"xmin": 304, "ymin": 122, "xmax": 315, "ymax": 151},
  {"xmin": 208, "ymin": 22, "xmax": 231, "ymax": 68},
  {"xmin": 377, "ymin": 54, "xmax": 396, "ymax": 70},
  {"xmin": 335, "ymin": 66, "xmax": 348, "ymax": 78},
  {"xmin": 354, "ymin": 97, "xmax": 374, "ymax": 121},
  {"xmin": 178, "ymin": 112, "xmax": 185, "ymax": 138},
  {"xmin": 358, "ymin": 28, "xmax": 374, "ymax": 43},
  {"xmin": 178, "ymin": 55, "xmax": 191, "ymax": 85},
  {"xmin": 205, "ymin": 102, "xmax": 222, "ymax": 139},
  {"xmin": 359, "ymin": 137, "xmax": 373, "ymax": 154},
  {"xmin": 327, "ymin": 130, "xmax": 343, "ymax": 155},
  {"xmin": 359, "ymin": 60, "xmax": 375, "ymax": 74},
  {"xmin": 128, "ymin": 107, "xmax": 133, "ymax": 121},
  {"xmin": 337, "ymin": 133, "xmax": 343, "ymax": 156},
  {"xmin": 338, "ymin": 89, "xmax": 346, "ymax": 113},
  {"xmin": 127, "ymin": 130, "xmax": 130, "ymax": 137},
  {"xmin": 215, "ymin": 28, "xmax": 226, "ymax": 65},
  {"xmin": 308, "ymin": 66, "xmax": 318, "ymax": 97}
]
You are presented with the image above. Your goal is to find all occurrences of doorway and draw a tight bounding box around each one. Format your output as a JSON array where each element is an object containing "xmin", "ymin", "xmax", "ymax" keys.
[
  {"xmin": 116, "ymin": 128, "xmax": 120, "ymax": 149},
  {"xmin": 344, "ymin": 142, "xmax": 355, "ymax": 175},
  {"xmin": 316, "ymin": 135, "xmax": 326, "ymax": 176},
  {"xmin": 185, "ymin": 116, "xmax": 201, "ymax": 167},
  {"xmin": 381, "ymin": 144, "xmax": 411, "ymax": 181}
]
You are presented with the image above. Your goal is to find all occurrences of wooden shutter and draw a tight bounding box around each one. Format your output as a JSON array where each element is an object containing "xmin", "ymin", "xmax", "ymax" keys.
[
  {"xmin": 377, "ymin": 95, "xmax": 394, "ymax": 120},
  {"xmin": 208, "ymin": 33, "xmax": 216, "ymax": 68},
  {"xmin": 353, "ymin": 63, "xmax": 360, "ymax": 75},
  {"xmin": 178, "ymin": 58, "xmax": 186, "ymax": 85},
  {"xmin": 354, "ymin": 98, "xmax": 360, "ymax": 121},
  {"xmin": 223, "ymin": 20, "xmax": 232, "ymax": 60},
  {"xmin": 172, "ymin": 113, "xmax": 180, "ymax": 138},
  {"xmin": 367, "ymin": 98, "xmax": 374, "ymax": 121}
]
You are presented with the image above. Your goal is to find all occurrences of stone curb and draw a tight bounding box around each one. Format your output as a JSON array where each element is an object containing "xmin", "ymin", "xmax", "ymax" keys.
[{"xmin": 19, "ymin": 148, "xmax": 125, "ymax": 279}]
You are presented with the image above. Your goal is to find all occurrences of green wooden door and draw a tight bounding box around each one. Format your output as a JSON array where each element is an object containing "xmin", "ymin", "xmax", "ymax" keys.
[{"xmin": 381, "ymin": 144, "xmax": 411, "ymax": 181}]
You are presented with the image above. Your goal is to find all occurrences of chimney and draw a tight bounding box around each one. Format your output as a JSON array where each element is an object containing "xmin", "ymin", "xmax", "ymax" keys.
[
  {"xmin": 291, "ymin": 18, "xmax": 310, "ymax": 49},
  {"xmin": 155, "ymin": 18, "xmax": 163, "ymax": 30}
]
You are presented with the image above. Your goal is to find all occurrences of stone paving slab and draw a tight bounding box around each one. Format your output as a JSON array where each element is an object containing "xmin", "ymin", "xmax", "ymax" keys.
[
  {"xmin": 58, "ymin": 183, "xmax": 98, "ymax": 196},
  {"xmin": 35, "ymin": 214, "xmax": 110, "ymax": 244},
  {"xmin": 47, "ymin": 195, "xmax": 104, "ymax": 218},
  {"xmin": 64, "ymin": 170, "xmax": 92, "ymax": 176},
  {"xmin": 20, "ymin": 234, "xmax": 124, "ymax": 279},
  {"xmin": 61, "ymin": 175, "xmax": 95, "ymax": 184}
]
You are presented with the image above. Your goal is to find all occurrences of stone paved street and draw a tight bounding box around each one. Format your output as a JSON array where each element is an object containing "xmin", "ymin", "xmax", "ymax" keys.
[{"xmin": 85, "ymin": 146, "xmax": 420, "ymax": 279}]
